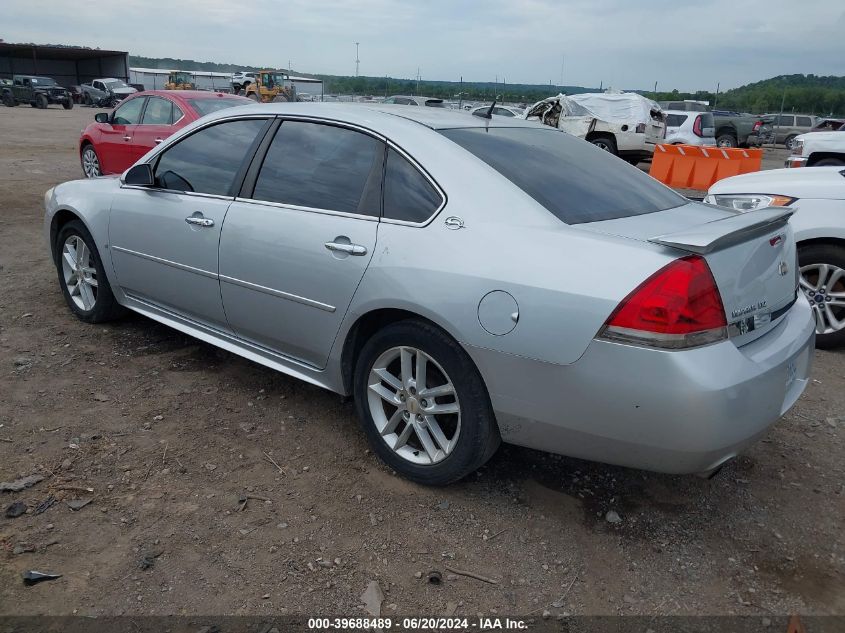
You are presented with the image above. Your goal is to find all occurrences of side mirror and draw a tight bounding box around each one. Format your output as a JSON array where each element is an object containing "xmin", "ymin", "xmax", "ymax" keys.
[
  {"xmin": 123, "ymin": 164, "xmax": 154, "ymax": 187},
  {"xmin": 94, "ymin": 112, "xmax": 110, "ymax": 123}
]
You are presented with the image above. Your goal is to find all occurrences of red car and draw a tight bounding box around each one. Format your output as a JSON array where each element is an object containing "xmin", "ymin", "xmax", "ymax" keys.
[{"xmin": 79, "ymin": 90, "xmax": 253, "ymax": 178}]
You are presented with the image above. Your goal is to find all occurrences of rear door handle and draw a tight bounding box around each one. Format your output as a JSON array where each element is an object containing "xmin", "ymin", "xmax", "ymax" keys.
[
  {"xmin": 123, "ymin": 135, "xmax": 131, "ymax": 141},
  {"xmin": 325, "ymin": 241, "xmax": 367, "ymax": 256},
  {"xmin": 185, "ymin": 215, "xmax": 214, "ymax": 227},
  {"xmin": 154, "ymin": 138, "xmax": 164, "ymax": 144}
]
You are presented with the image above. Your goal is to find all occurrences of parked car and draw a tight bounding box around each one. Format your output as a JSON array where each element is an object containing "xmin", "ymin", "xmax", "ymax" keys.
[
  {"xmin": 2, "ymin": 75, "xmax": 72, "ymax": 109},
  {"xmin": 78, "ymin": 90, "xmax": 252, "ymax": 178},
  {"xmin": 45, "ymin": 103, "xmax": 814, "ymax": 485},
  {"xmin": 529, "ymin": 92, "xmax": 666, "ymax": 164},
  {"xmin": 231, "ymin": 71, "xmax": 256, "ymax": 93},
  {"xmin": 383, "ymin": 95, "xmax": 446, "ymax": 107},
  {"xmin": 658, "ymin": 102, "xmax": 767, "ymax": 148},
  {"xmin": 663, "ymin": 110, "xmax": 716, "ymax": 146},
  {"xmin": 809, "ymin": 118, "xmax": 845, "ymax": 133},
  {"xmin": 706, "ymin": 167, "xmax": 845, "ymax": 348},
  {"xmin": 785, "ymin": 131, "xmax": 845, "ymax": 168},
  {"xmin": 470, "ymin": 104, "xmax": 524, "ymax": 118},
  {"xmin": 79, "ymin": 78, "xmax": 137, "ymax": 105},
  {"xmin": 761, "ymin": 114, "xmax": 817, "ymax": 149}
]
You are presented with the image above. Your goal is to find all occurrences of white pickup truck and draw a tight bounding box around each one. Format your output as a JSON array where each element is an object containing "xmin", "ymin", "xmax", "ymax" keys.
[
  {"xmin": 526, "ymin": 92, "xmax": 666, "ymax": 165},
  {"xmin": 786, "ymin": 131, "xmax": 845, "ymax": 168}
]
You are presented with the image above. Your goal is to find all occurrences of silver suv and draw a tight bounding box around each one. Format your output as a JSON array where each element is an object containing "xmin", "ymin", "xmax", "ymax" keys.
[{"xmin": 761, "ymin": 113, "xmax": 817, "ymax": 149}]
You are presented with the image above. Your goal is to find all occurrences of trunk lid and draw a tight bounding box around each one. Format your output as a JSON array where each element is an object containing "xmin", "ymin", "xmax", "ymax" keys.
[{"xmin": 579, "ymin": 202, "xmax": 799, "ymax": 345}]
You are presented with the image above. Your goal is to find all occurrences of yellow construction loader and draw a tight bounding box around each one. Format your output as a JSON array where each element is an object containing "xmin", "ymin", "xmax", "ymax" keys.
[
  {"xmin": 244, "ymin": 70, "xmax": 297, "ymax": 102},
  {"xmin": 165, "ymin": 71, "xmax": 195, "ymax": 90}
]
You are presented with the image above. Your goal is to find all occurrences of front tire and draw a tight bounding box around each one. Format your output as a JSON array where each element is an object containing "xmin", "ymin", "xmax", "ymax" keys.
[
  {"xmin": 36, "ymin": 94, "xmax": 48, "ymax": 109},
  {"xmin": 784, "ymin": 135, "xmax": 797, "ymax": 150},
  {"xmin": 55, "ymin": 220, "xmax": 125, "ymax": 323},
  {"xmin": 354, "ymin": 319, "xmax": 500, "ymax": 486},
  {"xmin": 798, "ymin": 244, "xmax": 845, "ymax": 349},
  {"xmin": 63, "ymin": 99, "xmax": 73, "ymax": 110}
]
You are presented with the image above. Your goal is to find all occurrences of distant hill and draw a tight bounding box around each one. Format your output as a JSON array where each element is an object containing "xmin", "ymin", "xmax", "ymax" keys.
[{"xmin": 645, "ymin": 74, "xmax": 845, "ymax": 116}]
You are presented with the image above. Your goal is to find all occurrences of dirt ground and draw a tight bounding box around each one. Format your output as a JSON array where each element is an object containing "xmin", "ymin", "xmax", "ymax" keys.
[{"xmin": 0, "ymin": 106, "xmax": 843, "ymax": 618}]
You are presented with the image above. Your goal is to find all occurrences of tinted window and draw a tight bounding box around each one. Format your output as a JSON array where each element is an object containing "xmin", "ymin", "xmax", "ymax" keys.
[
  {"xmin": 253, "ymin": 121, "xmax": 382, "ymax": 214},
  {"xmin": 441, "ymin": 127, "xmax": 684, "ymax": 225},
  {"xmin": 154, "ymin": 119, "xmax": 266, "ymax": 195},
  {"xmin": 699, "ymin": 112, "xmax": 715, "ymax": 129},
  {"xmin": 796, "ymin": 116, "xmax": 812, "ymax": 127},
  {"xmin": 666, "ymin": 114, "xmax": 688, "ymax": 127},
  {"xmin": 113, "ymin": 97, "xmax": 145, "ymax": 125},
  {"xmin": 187, "ymin": 97, "xmax": 252, "ymax": 117},
  {"xmin": 383, "ymin": 148, "xmax": 442, "ymax": 223},
  {"xmin": 777, "ymin": 115, "xmax": 794, "ymax": 126},
  {"xmin": 172, "ymin": 104, "xmax": 184, "ymax": 122},
  {"xmin": 141, "ymin": 97, "xmax": 173, "ymax": 125}
]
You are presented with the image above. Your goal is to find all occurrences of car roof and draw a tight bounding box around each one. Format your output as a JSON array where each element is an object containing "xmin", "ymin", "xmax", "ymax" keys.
[
  {"xmin": 223, "ymin": 102, "xmax": 545, "ymax": 130},
  {"xmin": 134, "ymin": 90, "xmax": 251, "ymax": 103}
]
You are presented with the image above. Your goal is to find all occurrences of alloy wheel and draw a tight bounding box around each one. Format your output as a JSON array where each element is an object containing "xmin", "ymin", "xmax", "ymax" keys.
[
  {"xmin": 82, "ymin": 147, "xmax": 101, "ymax": 178},
  {"xmin": 367, "ymin": 346, "xmax": 461, "ymax": 465},
  {"xmin": 61, "ymin": 235, "xmax": 98, "ymax": 311},
  {"xmin": 800, "ymin": 263, "xmax": 845, "ymax": 335}
]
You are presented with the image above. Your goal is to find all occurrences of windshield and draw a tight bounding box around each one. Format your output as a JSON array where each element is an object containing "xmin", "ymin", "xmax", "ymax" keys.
[
  {"xmin": 105, "ymin": 80, "xmax": 129, "ymax": 89},
  {"xmin": 187, "ymin": 97, "xmax": 253, "ymax": 117},
  {"xmin": 32, "ymin": 77, "xmax": 56, "ymax": 86},
  {"xmin": 425, "ymin": 99, "xmax": 445, "ymax": 108},
  {"xmin": 440, "ymin": 127, "xmax": 685, "ymax": 224}
]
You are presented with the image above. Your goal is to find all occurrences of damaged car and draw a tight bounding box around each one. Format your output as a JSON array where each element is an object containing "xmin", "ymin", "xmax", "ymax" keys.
[{"xmin": 526, "ymin": 91, "xmax": 666, "ymax": 164}]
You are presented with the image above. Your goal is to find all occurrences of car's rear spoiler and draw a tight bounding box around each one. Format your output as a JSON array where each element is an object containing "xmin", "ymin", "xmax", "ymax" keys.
[{"xmin": 649, "ymin": 207, "xmax": 794, "ymax": 254}]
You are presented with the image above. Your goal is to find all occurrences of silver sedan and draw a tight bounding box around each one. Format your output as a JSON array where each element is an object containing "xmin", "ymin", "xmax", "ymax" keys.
[{"xmin": 44, "ymin": 103, "xmax": 815, "ymax": 485}]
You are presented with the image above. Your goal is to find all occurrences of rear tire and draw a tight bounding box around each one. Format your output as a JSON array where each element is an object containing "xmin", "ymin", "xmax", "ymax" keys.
[
  {"xmin": 3, "ymin": 93, "xmax": 15, "ymax": 107},
  {"xmin": 812, "ymin": 158, "xmax": 845, "ymax": 167},
  {"xmin": 353, "ymin": 319, "xmax": 500, "ymax": 486},
  {"xmin": 716, "ymin": 133, "xmax": 737, "ymax": 148},
  {"xmin": 588, "ymin": 135, "xmax": 617, "ymax": 155},
  {"xmin": 83, "ymin": 92, "xmax": 92, "ymax": 106},
  {"xmin": 248, "ymin": 92, "xmax": 260, "ymax": 102},
  {"xmin": 55, "ymin": 220, "xmax": 125, "ymax": 324},
  {"xmin": 63, "ymin": 99, "xmax": 73, "ymax": 110},
  {"xmin": 798, "ymin": 244, "xmax": 845, "ymax": 349}
]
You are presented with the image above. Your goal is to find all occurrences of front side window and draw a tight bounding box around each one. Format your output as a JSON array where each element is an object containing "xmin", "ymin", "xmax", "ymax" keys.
[
  {"xmin": 252, "ymin": 121, "xmax": 382, "ymax": 215},
  {"xmin": 441, "ymin": 127, "xmax": 684, "ymax": 225},
  {"xmin": 796, "ymin": 116, "xmax": 812, "ymax": 127},
  {"xmin": 93, "ymin": 82, "xmax": 104, "ymax": 91},
  {"xmin": 113, "ymin": 97, "xmax": 146, "ymax": 125},
  {"xmin": 141, "ymin": 97, "xmax": 173, "ymax": 125},
  {"xmin": 382, "ymin": 148, "xmax": 442, "ymax": 223},
  {"xmin": 153, "ymin": 118, "xmax": 266, "ymax": 196}
]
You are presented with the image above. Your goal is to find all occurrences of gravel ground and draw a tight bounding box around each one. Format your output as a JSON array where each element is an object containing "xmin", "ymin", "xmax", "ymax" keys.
[{"xmin": 0, "ymin": 106, "xmax": 843, "ymax": 618}]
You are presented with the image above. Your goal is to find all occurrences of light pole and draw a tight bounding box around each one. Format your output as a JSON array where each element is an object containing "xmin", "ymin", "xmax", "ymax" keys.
[{"xmin": 355, "ymin": 42, "xmax": 360, "ymax": 77}]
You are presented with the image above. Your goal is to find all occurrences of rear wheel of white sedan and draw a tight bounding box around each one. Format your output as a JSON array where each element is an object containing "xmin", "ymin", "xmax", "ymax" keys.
[
  {"xmin": 799, "ymin": 244, "xmax": 845, "ymax": 349},
  {"xmin": 55, "ymin": 220, "xmax": 125, "ymax": 323},
  {"xmin": 354, "ymin": 320, "xmax": 500, "ymax": 486}
]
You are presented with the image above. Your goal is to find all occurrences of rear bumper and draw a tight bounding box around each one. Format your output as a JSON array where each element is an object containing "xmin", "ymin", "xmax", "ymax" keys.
[{"xmin": 468, "ymin": 297, "xmax": 815, "ymax": 474}]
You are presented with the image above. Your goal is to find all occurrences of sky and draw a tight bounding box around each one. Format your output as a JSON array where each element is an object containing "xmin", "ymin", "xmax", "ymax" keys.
[{"xmin": 3, "ymin": 0, "xmax": 844, "ymax": 91}]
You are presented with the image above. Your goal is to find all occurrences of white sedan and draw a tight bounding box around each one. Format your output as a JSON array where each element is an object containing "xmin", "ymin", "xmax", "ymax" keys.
[{"xmin": 706, "ymin": 167, "xmax": 845, "ymax": 348}]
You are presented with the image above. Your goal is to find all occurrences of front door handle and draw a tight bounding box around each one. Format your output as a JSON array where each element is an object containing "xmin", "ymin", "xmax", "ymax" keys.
[
  {"xmin": 154, "ymin": 138, "xmax": 164, "ymax": 144},
  {"xmin": 325, "ymin": 241, "xmax": 367, "ymax": 256},
  {"xmin": 185, "ymin": 215, "xmax": 214, "ymax": 227},
  {"xmin": 123, "ymin": 135, "xmax": 131, "ymax": 141}
]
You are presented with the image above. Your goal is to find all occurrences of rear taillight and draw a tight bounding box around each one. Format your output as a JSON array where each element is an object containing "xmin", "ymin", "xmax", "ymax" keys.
[
  {"xmin": 635, "ymin": 123, "xmax": 646, "ymax": 134},
  {"xmin": 752, "ymin": 121, "xmax": 762, "ymax": 133},
  {"xmin": 693, "ymin": 115, "xmax": 703, "ymax": 137},
  {"xmin": 599, "ymin": 255, "xmax": 727, "ymax": 349}
]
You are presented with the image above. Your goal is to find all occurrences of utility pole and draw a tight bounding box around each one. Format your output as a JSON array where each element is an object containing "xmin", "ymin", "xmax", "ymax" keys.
[
  {"xmin": 416, "ymin": 68, "xmax": 420, "ymax": 95},
  {"xmin": 653, "ymin": 81, "xmax": 657, "ymax": 95},
  {"xmin": 355, "ymin": 42, "xmax": 360, "ymax": 77},
  {"xmin": 714, "ymin": 82, "xmax": 720, "ymax": 109}
]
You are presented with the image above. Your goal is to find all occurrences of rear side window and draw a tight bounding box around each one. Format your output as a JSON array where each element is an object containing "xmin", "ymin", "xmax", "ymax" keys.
[
  {"xmin": 253, "ymin": 121, "xmax": 382, "ymax": 215},
  {"xmin": 113, "ymin": 97, "xmax": 145, "ymax": 125},
  {"xmin": 154, "ymin": 119, "xmax": 266, "ymax": 195},
  {"xmin": 141, "ymin": 97, "xmax": 173, "ymax": 125},
  {"xmin": 796, "ymin": 116, "xmax": 812, "ymax": 127},
  {"xmin": 383, "ymin": 149, "xmax": 443, "ymax": 223},
  {"xmin": 441, "ymin": 127, "xmax": 684, "ymax": 225},
  {"xmin": 666, "ymin": 114, "xmax": 688, "ymax": 127},
  {"xmin": 699, "ymin": 112, "xmax": 715, "ymax": 129}
]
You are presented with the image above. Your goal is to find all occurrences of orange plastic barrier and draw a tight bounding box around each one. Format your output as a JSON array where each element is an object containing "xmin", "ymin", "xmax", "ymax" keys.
[{"xmin": 649, "ymin": 144, "xmax": 762, "ymax": 191}]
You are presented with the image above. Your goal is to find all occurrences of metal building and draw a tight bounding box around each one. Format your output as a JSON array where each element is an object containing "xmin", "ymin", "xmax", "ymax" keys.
[{"xmin": 0, "ymin": 43, "xmax": 129, "ymax": 87}]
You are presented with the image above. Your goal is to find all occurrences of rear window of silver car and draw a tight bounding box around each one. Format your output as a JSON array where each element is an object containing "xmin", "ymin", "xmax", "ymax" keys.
[
  {"xmin": 188, "ymin": 97, "xmax": 253, "ymax": 117},
  {"xmin": 440, "ymin": 127, "xmax": 685, "ymax": 224}
]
